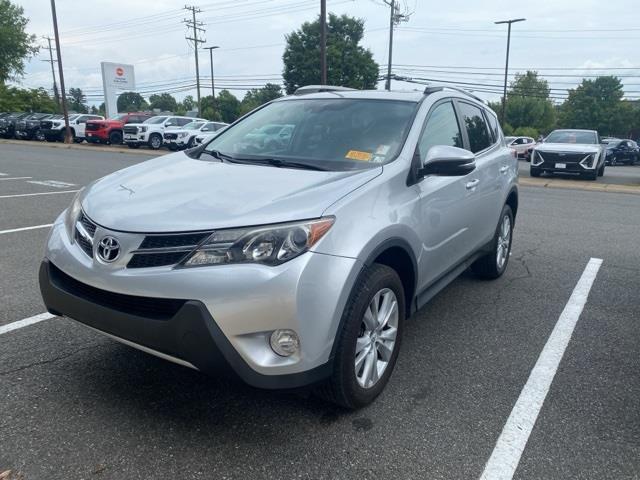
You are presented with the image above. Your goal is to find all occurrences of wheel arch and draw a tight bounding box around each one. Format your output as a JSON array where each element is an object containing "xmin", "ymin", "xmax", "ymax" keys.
[{"xmin": 506, "ymin": 186, "xmax": 519, "ymax": 221}]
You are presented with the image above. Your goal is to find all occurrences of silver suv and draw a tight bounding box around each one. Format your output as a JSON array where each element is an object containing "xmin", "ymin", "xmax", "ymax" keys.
[{"xmin": 40, "ymin": 86, "xmax": 518, "ymax": 408}]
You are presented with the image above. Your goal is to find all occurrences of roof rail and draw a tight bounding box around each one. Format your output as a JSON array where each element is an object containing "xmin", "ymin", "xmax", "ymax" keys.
[
  {"xmin": 294, "ymin": 85, "xmax": 356, "ymax": 95},
  {"xmin": 423, "ymin": 85, "xmax": 487, "ymax": 104}
]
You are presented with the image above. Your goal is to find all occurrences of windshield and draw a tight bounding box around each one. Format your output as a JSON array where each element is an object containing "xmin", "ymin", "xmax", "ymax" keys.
[
  {"xmin": 204, "ymin": 98, "xmax": 418, "ymax": 169},
  {"xmin": 143, "ymin": 116, "xmax": 168, "ymax": 124},
  {"xmin": 109, "ymin": 114, "xmax": 128, "ymax": 121},
  {"xmin": 183, "ymin": 122, "xmax": 205, "ymax": 130},
  {"xmin": 606, "ymin": 140, "xmax": 622, "ymax": 148},
  {"xmin": 545, "ymin": 130, "xmax": 598, "ymax": 144}
]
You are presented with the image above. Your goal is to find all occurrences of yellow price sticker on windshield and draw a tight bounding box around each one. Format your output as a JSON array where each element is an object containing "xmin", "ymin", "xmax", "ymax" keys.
[{"xmin": 345, "ymin": 150, "xmax": 372, "ymax": 161}]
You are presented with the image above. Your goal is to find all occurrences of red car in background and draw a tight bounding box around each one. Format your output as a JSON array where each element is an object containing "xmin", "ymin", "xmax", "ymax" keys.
[{"xmin": 85, "ymin": 112, "xmax": 153, "ymax": 145}]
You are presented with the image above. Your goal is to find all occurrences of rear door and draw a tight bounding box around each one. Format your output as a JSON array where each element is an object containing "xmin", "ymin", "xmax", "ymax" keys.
[{"xmin": 454, "ymin": 101, "xmax": 506, "ymax": 247}]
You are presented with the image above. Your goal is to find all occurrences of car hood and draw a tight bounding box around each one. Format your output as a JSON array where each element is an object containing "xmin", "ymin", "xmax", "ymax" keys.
[
  {"xmin": 82, "ymin": 152, "xmax": 381, "ymax": 232},
  {"xmin": 535, "ymin": 143, "xmax": 601, "ymax": 153}
]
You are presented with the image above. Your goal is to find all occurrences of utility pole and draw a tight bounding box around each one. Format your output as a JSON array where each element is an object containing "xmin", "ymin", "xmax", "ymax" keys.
[
  {"xmin": 495, "ymin": 18, "xmax": 526, "ymax": 124},
  {"xmin": 320, "ymin": 0, "xmax": 327, "ymax": 85},
  {"xmin": 184, "ymin": 5, "xmax": 206, "ymax": 115},
  {"xmin": 50, "ymin": 0, "xmax": 71, "ymax": 143},
  {"xmin": 42, "ymin": 36, "xmax": 60, "ymax": 109},
  {"xmin": 383, "ymin": 1, "xmax": 410, "ymax": 91}
]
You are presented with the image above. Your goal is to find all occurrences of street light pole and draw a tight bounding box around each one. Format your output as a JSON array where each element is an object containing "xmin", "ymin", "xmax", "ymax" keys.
[
  {"xmin": 495, "ymin": 18, "xmax": 526, "ymax": 124},
  {"xmin": 204, "ymin": 46, "xmax": 219, "ymax": 100},
  {"xmin": 320, "ymin": 0, "xmax": 327, "ymax": 84},
  {"xmin": 384, "ymin": 0, "xmax": 395, "ymax": 91}
]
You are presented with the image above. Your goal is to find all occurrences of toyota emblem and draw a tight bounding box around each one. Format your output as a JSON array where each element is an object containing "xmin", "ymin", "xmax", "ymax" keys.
[{"xmin": 97, "ymin": 236, "xmax": 121, "ymax": 263}]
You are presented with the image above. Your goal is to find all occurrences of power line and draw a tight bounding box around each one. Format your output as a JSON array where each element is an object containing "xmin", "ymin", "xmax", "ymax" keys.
[
  {"xmin": 41, "ymin": 36, "xmax": 60, "ymax": 108},
  {"xmin": 184, "ymin": 5, "xmax": 206, "ymax": 114}
]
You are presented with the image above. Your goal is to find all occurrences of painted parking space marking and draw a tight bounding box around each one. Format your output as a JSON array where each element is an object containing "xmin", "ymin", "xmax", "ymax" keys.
[
  {"xmin": 0, "ymin": 313, "xmax": 56, "ymax": 336},
  {"xmin": 479, "ymin": 257, "xmax": 603, "ymax": 480},
  {"xmin": 0, "ymin": 189, "xmax": 80, "ymax": 199},
  {"xmin": 0, "ymin": 172, "xmax": 7, "ymax": 176},
  {"xmin": 27, "ymin": 180, "xmax": 77, "ymax": 188},
  {"xmin": 0, "ymin": 176, "xmax": 32, "ymax": 181},
  {"xmin": 0, "ymin": 224, "xmax": 53, "ymax": 235}
]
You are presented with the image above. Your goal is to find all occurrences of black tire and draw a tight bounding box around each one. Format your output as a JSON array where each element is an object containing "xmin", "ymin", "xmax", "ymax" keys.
[
  {"xmin": 530, "ymin": 168, "xmax": 541, "ymax": 177},
  {"xmin": 148, "ymin": 133, "xmax": 162, "ymax": 150},
  {"xmin": 109, "ymin": 130, "xmax": 123, "ymax": 145},
  {"xmin": 598, "ymin": 164, "xmax": 605, "ymax": 177},
  {"xmin": 471, "ymin": 205, "xmax": 514, "ymax": 280},
  {"xmin": 583, "ymin": 171, "xmax": 597, "ymax": 181},
  {"xmin": 317, "ymin": 264, "xmax": 405, "ymax": 409},
  {"xmin": 45, "ymin": 135, "xmax": 57, "ymax": 142},
  {"xmin": 167, "ymin": 144, "xmax": 178, "ymax": 151},
  {"xmin": 127, "ymin": 143, "xmax": 140, "ymax": 149}
]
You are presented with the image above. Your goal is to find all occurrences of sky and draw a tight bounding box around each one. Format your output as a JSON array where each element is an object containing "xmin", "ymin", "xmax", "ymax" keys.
[{"xmin": 13, "ymin": 0, "xmax": 640, "ymax": 108}]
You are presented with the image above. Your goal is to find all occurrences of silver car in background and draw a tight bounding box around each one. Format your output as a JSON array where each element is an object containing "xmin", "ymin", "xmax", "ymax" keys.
[{"xmin": 40, "ymin": 86, "xmax": 518, "ymax": 408}]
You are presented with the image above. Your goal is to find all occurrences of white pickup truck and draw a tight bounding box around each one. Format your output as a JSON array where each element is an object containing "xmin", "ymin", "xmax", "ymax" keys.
[
  {"xmin": 40, "ymin": 114, "xmax": 105, "ymax": 142},
  {"xmin": 123, "ymin": 115, "xmax": 206, "ymax": 150}
]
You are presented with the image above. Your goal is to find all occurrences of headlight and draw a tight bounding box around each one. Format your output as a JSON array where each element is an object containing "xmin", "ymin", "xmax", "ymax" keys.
[
  {"xmin": 64, "ymin": 189, "xmax": 84, "ymax": 242},
  {"xmin": 181, "ymin": 217, "xmax": 335, "ymax": 267},
  {"xmin": 139, "ymin": 126, "xmax": 147, "ymax": 133},
  {"xmin": 179, "ymin": 132, "xmax": 189, "ymax": 138}
]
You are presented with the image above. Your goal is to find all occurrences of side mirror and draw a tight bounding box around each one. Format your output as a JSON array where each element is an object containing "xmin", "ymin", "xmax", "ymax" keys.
[
  {"xmin": 418, "ymin": 145, "xmax": 476, "ymax": 177},
  {"xmin": 165, "ymin": 122, "xmax": 173, "ymax": 127}
]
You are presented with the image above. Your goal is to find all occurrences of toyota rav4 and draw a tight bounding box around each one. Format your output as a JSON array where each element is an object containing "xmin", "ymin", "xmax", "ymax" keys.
[{"xmin": 40, "ymin": 86, "xmax": 518, "ymax": 408}]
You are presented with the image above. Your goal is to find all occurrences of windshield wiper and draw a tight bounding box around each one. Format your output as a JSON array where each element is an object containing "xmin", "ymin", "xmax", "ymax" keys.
[
  {"xmin": 199, "ymin": 149, "xmax": 234, "ymax": 163},
  {"xmin": 225, "ymin": 157, "xmax": 329, "ymax": 171}
]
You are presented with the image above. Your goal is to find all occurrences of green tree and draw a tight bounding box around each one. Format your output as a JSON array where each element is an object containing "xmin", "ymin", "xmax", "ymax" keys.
[
  {"xmin": 148, "ymin": 92, "xmax": 177, "ymax": 112},
  {"xmin": 240, "ymin": 83, "xmax": 283, "ymax": 115},
  {"xmin": 0, "ymin": 0, "xmax": 39, "ymax": 83},
  {"xmin": 283, "ymin": 13, "xmax": 379, "ymax": 93},
  {"xmin": 201, "ymin": 90, "xmax": 241, "ymax": 122},
  {"xmin": 67, "ymin": 87, "xmax": 88, "ymax": 113},
  {"xmin": 181, "ymin": 95, "xmax": 195, "ymax": 111},
  {"xmin": 117, "ymin": 91, "xmax": 148, "ymax": 112},
  {"xmin": 0, "ymin": 84, "xmax": 57, "ymax": 112},
  {"xmin": 559, "ymin": 76, "xmax": 632, "ymax": 136},
  {"xmin": 493, "ymin": 71, "xmax": 555, "ymax": 134}
]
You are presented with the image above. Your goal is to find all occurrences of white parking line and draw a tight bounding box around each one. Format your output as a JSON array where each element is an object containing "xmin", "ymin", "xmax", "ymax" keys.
[
  {"xmin": 27, "ymin": 180, "xmax": 77, "ymax": 188},
  {"xmin": 479, "ymin": 257, "xmax": 603, "ymax": 480},
  {"xmin": 0, "ymin": 176, "xmax": 32, "ymax": 181},
  {"xmin": 0, "ymin": 172, "xmax": 7, "ymax": 176},
  {"xmin": 0, "ymin": 189, "xmax": 79, "ymax": 199},
  {"xmin": 0, "ymin": 224, "xmax": 53, "ymax": 235},
  {"xmin": 0, "ymin": 313, "xmax": 55, "ymax": 336}
]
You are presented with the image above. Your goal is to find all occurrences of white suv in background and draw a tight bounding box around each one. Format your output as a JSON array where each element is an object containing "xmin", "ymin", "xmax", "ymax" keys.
[
  {"xmin": 41, "ymin": 114, "xmax": 104, "ymax": 143},
  {"xmin": 123, "ymin": 115, "xmax": 206, "ymax": 150},
  {"xmin": 504, "ymin": 136, "xmax": 535, "ymax": 159},
  {"xmin": 164, "ymin": 121, "xmax": 228, "ymax": 150}
]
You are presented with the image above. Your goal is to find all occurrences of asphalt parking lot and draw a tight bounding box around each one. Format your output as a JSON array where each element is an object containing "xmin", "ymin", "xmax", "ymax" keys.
[{"xmin": 1, "ymin": 143, "xmax": 639, "ymax": 479}]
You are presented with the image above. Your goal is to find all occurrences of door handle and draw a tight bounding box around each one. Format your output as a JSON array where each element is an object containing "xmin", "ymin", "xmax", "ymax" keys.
[
  {"xmin": 500, "ymin": 165, "xmax": 509, "ymax": 173},
  {"xmin": 465, "ymin": 179, "xmax": 480, "ymax": 190}
]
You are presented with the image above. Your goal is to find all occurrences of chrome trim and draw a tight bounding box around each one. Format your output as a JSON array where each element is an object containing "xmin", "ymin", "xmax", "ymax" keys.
[
  {"xmin": 131, "ymin": 245, "xmax": 199, "ymax": 254},
  {"xmin": 76, "ymin": 321, "xmax": 199, "ymax": 371},
  {"xmin": 75, "ymin": 220, "xmax": 94, "ymax": 245}
]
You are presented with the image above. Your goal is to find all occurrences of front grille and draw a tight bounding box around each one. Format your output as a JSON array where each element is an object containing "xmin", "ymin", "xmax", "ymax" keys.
[
  {"xmin": 123, "ymin": 125, "xmax": 138, "ymax": 135},
  {"xmin": 85, "ymin": 123, "xmax": 101, "ymax": 131},
  {"xmin": 127, "ymin": 231, "xmax": 211, "ymax": 269},
  {"xmin": 49, "ymin": 263, "xmax": 186, "ymax": 320},
  {"xmin": 75, "ymin": 212, "xmax": 97, "ymax": 258},
  {"xmin": 538, "ymin": 151, "xmax": 588, "ymax": 164},
  {"xmin": 164, "ymin": 133, "xmax": 178, "ymax": 140},
  {"xmin": 40, "ymin": 120, "xmax": 53, "ymax": 129}
]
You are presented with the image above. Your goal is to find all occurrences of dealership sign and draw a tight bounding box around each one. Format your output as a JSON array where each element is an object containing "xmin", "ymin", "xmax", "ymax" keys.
[{"xmin": 101, "ymin": 62, "xmax": 136, "ymax": 118}]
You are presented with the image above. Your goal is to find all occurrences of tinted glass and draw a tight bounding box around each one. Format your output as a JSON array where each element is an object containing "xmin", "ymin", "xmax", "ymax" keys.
[
  {"xmin": 144, "ymin": 116, "xmax": 167, "ymax": 124},
  {"xmin": 458, "ymin": 102, "xmax": 491, "ymax": 153},
  {"xmin": 417, "ymin": 101, "xmax": 463, "ymax": 161},
  {"xmin": 485, "ymin": 112, "xmax": 500, "ymax": 142},
  {"xmin": 205, "ymin": 99, "xmax": 418, "ymax": 169},
  {"xmin": 545, "ymin": 130, "xmax": 598, "ymax": 144}
]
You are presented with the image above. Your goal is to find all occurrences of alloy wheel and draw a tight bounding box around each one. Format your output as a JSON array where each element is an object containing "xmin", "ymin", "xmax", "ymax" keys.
[
  {"xmin": 354, "ymin": 288, "xmax": 399, "ymax": 389},
  {"xmin": 496, "ymin": 214, "xmax": 511, "ymax": 270}
]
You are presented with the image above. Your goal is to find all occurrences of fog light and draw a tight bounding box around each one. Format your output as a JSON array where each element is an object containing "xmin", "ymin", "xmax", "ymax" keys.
[{"xmin": 270, "ymin": 329, "xmax": 300, "ymax": 357}]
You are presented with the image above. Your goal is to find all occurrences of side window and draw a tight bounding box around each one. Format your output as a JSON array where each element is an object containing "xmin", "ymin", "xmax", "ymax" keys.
[
  {"xmin": 417, "ymin": 101, "xmax": 463, "ymax": 161},
  {"xmin": 165, "ymin": 117, "xmax": 178, "ymax": 127},
  {"xmin": 77, "ymin": 115, "xmax": 88, "ymax": 124},
  {"xmin": 484, "ymin": 109, "xmax": 500, "ymax": 144},
  {"xmin": 176, "ymin": 118, "xmax": 192, "ymax": 127},
  {"xmin": 458, "ymin": 102, "xmax": 492, "ymax": 153}
]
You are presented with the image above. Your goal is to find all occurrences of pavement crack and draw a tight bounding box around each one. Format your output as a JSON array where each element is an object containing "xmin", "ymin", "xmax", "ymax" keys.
[{"xmin": 0, "ymin": 343, "xmax": 104, "ymax": 376}]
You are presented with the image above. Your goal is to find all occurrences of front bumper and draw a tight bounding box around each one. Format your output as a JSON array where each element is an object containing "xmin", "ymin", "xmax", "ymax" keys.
[
  {"xmin": 86, "ymin": 130, "xmax": 109, "ymax": 141},
  {"xmin": 40, "ymin": 218, "xmax": 360, "ymax": 388}
]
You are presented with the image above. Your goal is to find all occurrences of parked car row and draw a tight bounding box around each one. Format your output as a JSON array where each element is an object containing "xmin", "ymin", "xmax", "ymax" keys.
[{"xmin": 0, "ymin": 111, "xmax": 228, "ymax": 151}]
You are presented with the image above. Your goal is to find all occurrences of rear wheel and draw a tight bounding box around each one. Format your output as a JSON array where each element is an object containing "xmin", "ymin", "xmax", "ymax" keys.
[
  {"xmin": 472, "ymin": 205, "xmax": 513, "ymax": 280},
  {"xmin": 317, "ymin": 264, "xmax": 405, "ymax": 409},
  {"xmin": 109, "ymin": 130, "xmax": 123, "ymax": 145}
]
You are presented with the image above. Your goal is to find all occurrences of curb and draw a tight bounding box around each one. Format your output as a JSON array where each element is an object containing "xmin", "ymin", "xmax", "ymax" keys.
[
  {"xmin": 520, "ymin": 177, "xmax": 640, "ymax": 196},
  {"xmin": 0, "ymin": 139, "xmax": 167, "ymax": 156}
]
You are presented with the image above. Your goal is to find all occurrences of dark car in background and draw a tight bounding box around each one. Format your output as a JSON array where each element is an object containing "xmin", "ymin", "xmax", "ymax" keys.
[
  {"xmin": 603, "ymin": 139, "xmax": 638, "ymax": 165},
  {"xmin": 531, "ymin": 129, "xmax": 605, "ymax": 180},
  {"xmin": 15, "ymin": 113, "xmax": 54, "ymax": 140},
  {"xmin": 0, "ymin": 112, "xmax": 30, "ymax": 139},
  {"xmin": 85, "ymin": 112, "xmax": 153, "ymax": 145}
]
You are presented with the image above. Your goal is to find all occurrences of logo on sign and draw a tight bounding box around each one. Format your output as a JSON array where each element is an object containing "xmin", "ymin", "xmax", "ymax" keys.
[{"xmin": 116, "ymin": 67, "xmax": 124, "ymax": 77}]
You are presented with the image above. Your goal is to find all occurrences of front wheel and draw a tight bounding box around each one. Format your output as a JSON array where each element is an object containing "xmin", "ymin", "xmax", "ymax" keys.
[
  {"xmin": 317, "ymin": 264, "xmax": 405, "ymax": 409},
  {"xmin": 148, "ymin": 133, "xmax": 162, "ymax": 150},
  {"xmin": 530, "ymin": 168, "xmax": 541, "ymax": 177},
  {"xmin": 109, "ymin": 130, "xmax": 123, "ymax": 145},
  {"xmin": 472, "ymin": 205, "xmax": 514, "ymax": 279},
  {"xmin": 598, "ymin": 164, "xmax": 605, "ymax": 177}
]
